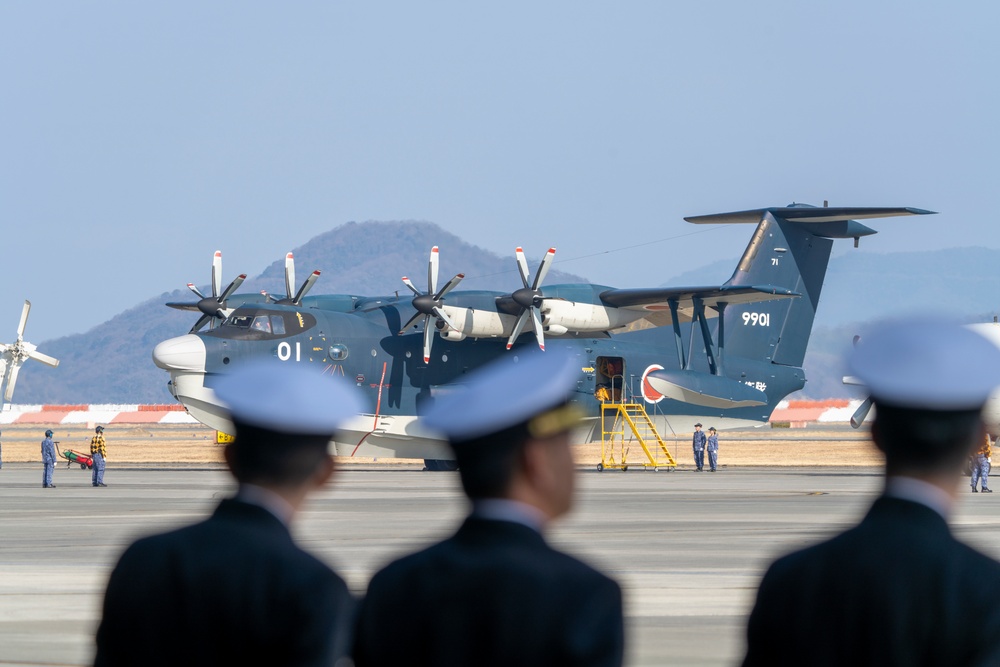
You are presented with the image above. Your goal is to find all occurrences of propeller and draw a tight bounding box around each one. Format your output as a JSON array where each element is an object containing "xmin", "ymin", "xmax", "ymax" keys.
[
  {"xmin": 847, "ymin": 334, "xmax": 874, "ymax": 428},
  {"xmin": 506, "ymin": 247, "xmax": 556, "ymax": 351},
  {"xmin": 398, "ymin": 247, "xmax": 464, "ymax": 364},
  {"xmin": 0, "ymin": 300, "xmax": 60, "ymax": 405},
  {"xmin": 261, "ymin": 253, "xmax": 321, "ymax": 306},
  {"xmin": 165, "ymin": 251, "xmax": 247, "ymax": 332}
]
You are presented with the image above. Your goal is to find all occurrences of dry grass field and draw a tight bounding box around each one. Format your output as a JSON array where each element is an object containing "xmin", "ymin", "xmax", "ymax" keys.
[{"xmin": 0, "ymin": 422, "xmax": 882, "ymax": 468}]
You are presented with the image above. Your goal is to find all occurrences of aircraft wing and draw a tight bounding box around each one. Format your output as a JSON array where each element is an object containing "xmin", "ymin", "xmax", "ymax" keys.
[{"xmin": 599, "ymin": 284, "xmax": 798, "ymax": 326}]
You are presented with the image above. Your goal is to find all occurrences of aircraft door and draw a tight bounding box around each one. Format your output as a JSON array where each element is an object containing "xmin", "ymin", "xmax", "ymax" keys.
[{"xmin": 595, "ymin": 356, "xmax": 624, "ymax": 403}]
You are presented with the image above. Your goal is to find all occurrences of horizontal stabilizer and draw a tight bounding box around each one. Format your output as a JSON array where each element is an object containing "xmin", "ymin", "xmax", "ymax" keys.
[
  {"xmin": 685, "ymin": 206, "xmax": 935, "ymax": 225},
  {"xmin": 646, "ymin": 369, "xmax": 768, "ymax": 408},
  {"xmin": 600, "ymin": 284, "xmax": 797, "ymax": 325}
]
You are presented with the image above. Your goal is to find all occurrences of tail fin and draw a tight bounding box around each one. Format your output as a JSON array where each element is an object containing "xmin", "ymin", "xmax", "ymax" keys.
[{"xmin": 686, "ymin": 205, "xmax": 933, "ymax": 368}]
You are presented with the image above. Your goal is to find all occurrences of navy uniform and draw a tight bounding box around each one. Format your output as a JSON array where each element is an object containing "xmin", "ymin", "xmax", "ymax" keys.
[
  {"xmin": 706, "ymin": 427, "xmax": 719, "ymax": 472},
  {"xmin": 692, "ymin": 423, "xmax": 706, "ymax": 471},
  {"xmin": 743, "ymin": 319, "xmax": 1000, "ymax": 666},
  {"xmin": 91, "ymin": 425, "xmax": 107, "ymax": 487},
  {"xmin": 354, "ymin": 350, "xmax": 625, "ymax": 667},
  {"xmin": 971, "ymin": 434, "xmax": 992, "ymax": 493},
  {"xmin": 41, "ymin": 429, "xmax": 56, "ymax": 488},
  {"xmin": 95, "ymin": 361, "xmax": 365, "ymax": 667}
]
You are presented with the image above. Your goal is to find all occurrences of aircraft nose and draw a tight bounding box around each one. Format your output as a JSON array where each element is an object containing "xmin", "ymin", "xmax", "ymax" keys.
[{"xmin": 152, "ymin": 334, "xmax": 207, "ymax": 372}]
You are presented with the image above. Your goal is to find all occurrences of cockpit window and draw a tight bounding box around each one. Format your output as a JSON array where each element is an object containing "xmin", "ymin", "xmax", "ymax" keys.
[
  {"xmin": 225, "ymin": 314, "xmax": 254, "ymax": 329},
  {"xmin": 216, "ymin": 308, "xmax": 316, "ymax": 339},
  {"xmin": 251, "ymin": 316, "xmax": 271, "ymax": 333}
]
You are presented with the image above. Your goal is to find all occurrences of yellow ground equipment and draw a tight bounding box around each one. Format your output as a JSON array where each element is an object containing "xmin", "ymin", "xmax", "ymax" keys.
[{"xmin": 598, "ymin": 402, "xmax": 677, "ymax": 472}]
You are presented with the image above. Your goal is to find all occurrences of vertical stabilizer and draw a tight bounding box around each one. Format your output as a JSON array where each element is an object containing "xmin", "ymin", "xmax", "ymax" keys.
[{"xmin": 684, "ymin": 205, "xmax": 934, "ymax": 369}]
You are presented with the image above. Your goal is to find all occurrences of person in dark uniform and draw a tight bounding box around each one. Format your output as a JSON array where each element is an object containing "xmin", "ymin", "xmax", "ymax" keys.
[
  {"xmin": 354, "ymin": 349, "xmax": 625, "ymax": 667},
  {"xmin": 94, "ymin": 361, "xmax": 365, "ymax": 667},
  {"xmin": 706, "ymin": 426, "xmax": 719, "ymax": 472},
  {"xmin": 743, "ymin": 319, "xmax": 1000, "ymax": 666},
  {"xmin": 90, "ymin": 425, "xmax": 107, "ymax": 487},
  {"xmin": 41, "ymin": 429, "xmax": 56, "ymax": 488},
  {"xmin": 692, "ymin": 422, "xmax": 706, "ymax": 471}
]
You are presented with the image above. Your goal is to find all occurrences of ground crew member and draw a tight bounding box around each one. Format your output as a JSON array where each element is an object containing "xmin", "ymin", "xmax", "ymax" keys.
[
  {"xmin": 743, "ymin": 318, "xmax": 1000, "ymax": 666},
  {"xmin": 95, "ymin": 361, "xmax": 365, "ymax": 667},
  {"xmin": 41, "ymin": 429, "xmax": 56, "ymax": 488},
  {"xmin": 91, "ymin": 425, "xmax": 107, "ymax": 487},
  {"xmin": 354, "ymin": 349, "xmax": 625, "ymax": 667},
  {"xmin": 692, "ymin": 423, "xmax": 706, "ymax": 471},
  {"xmin": 972, "ymin": 433, "xmax": 992, "ymax": 493},
  {"xmin": 707, "ymin": 427, "xmax": 719, "ymax": 472}
]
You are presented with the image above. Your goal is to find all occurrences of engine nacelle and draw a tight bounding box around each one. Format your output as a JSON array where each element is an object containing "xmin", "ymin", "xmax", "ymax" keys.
[
  {"xmin": 541, "ymin": 300, "xmax": 644, "ymax": 333},
  {"xmin": 438, "ymin": 306, "xmax": 518, "ymax": 338}
]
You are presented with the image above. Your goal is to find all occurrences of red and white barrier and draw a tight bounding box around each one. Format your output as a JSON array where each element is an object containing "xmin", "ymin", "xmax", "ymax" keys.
[{"xmin": 0, "ymin": 404, "xmax": 199, "ymax": 425}]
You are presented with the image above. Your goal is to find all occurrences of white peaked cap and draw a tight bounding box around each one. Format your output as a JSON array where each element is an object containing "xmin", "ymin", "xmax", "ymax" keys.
[
  {"xmin": 213, "ymin": 360, "xmax": 366, "ymax": 435},
  {"xmin": 422, "ymin": 348, "xmax": 580, "ymax": 441},
  {"xmin": 848, "ymin": 318, "xmax": 1000, "ymax": 410}
]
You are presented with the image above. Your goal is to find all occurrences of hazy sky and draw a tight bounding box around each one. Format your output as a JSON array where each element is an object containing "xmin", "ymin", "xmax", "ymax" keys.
[{"xmin": 3, "ymin": 2, "xmax": 997, "ymax": 341}]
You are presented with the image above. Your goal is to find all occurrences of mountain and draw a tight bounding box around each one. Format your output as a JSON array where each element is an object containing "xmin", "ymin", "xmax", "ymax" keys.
[
  {"xmin": 12, "ymin": 223, "xmax": 999, "ymax": 404},
  {"xmin": 12, "ymin": 221, "xmax": 586, "ymax": 404}
]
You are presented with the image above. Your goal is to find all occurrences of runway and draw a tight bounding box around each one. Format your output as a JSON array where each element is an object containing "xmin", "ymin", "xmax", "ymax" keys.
[{"xmin": 3, "ymin": 465, "xmax": 1000, "ymax": 666}]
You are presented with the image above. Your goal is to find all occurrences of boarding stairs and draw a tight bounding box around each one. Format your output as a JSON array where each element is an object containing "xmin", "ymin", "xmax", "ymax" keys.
[{"xmin": 598, "ymin": 398, "xmax": 677, "ymax": 472}]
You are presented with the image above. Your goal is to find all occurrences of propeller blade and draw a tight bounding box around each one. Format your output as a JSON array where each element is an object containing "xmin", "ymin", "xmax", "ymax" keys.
[
  {"xmin": 432, "ymin": 306, "xmax": 458, "ymax": 332},
  {"xmin": 16, "ymin": 300, "xmax": 30, "ymax": 339},
  {"xmin": 218, "ymin": 274, "xmax": 247, "ymax": 303},
  {"xmin": 292, "ymin": 271, "xmax": 321, "ymax": 305},
  {"xmin": 399, "ymin": 311, "xmax": 424, "ymax": 334},
  {"xmin": 506, "ymin": 311, "xmax": 530, "ymax": 349},
  {"xmin": 850, "ymin": 398, "xmax": 873, "ymax": 429},
  {"xmin": 532, "ymin": 247, "xmax": 556, "ymax": 290},
  {"xmin": 166, "ymin": 302, "xmax": 201, "ymax": 312},
  {"xmin": 434, "ymin": 273, "xmax": 465, "ymax": 300},
  {"xmin": 28, "ymin": 349, "xmax": 59, "ymax": 367},
  {"xmin": 190, "ymin": 314, "xmax": 213, "ymax": 333},
  {"xmin": 211, "ymin": 251, "xmax": 223, "ymax": 298},
  {"xmin": 186, "ymin": 283, "xmax": 206, "ymax": 299},
  {"xmin": 529, "ymin": 306, "xmax": 546, "ymax": 351},
  {"xmin": 428, "ymin": 246, "xmax": 440, "ymax": 295},
  {"xmin": 423, "ymin": 317, "xmax": 434, "ymax": 364},
  {"xmin": 515, "ymin": 247, "xmax": 531, "ymax": 288},
  {"xmin": 0, "ymin": 357, "xmax": 7, "ymax": 391},
  {"xmin": 284, "ymin": 253, "xmax": 296, "ymax": 300},
  {"xmin": 402, "ymin": 277, "xmax": 421, "ymax": 297},
  {"xmin": 4, "ymin": 362, "xmax": 21, "ymax": 403}
]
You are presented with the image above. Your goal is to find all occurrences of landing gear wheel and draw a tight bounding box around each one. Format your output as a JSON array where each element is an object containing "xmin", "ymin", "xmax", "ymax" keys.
[
  {"xmin": 87, "ymin": 464, "xmax": 93, "ymax": 470},
  {"xmin": 596, "ymin": 463, "xmax": 604, "ymax": 472},
  {"xmin": 80, "ymin": 463, "xmax": 87, "ymax": 470},
  {"xmin": 622, "ymin": 465, "xmax": 628, "ymax": 472}
]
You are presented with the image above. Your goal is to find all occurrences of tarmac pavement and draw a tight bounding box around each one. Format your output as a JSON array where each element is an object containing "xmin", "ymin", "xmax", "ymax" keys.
[{"xmin": 3, "ymin": 464, "xmax": 1000, "ymax": 666}]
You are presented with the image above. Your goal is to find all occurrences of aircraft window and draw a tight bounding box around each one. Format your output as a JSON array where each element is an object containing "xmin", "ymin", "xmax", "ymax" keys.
[
  {"xmin": 216, "ymin": 309, "xmax": 316, "ymax": 339},
  {"xmin": 224, "ymin": 314, "xmax": 253, "ymax": 329},
  {"xmin": 330, "ymin": 344, "xmax": 348, "ymax": 361},
  {"xmin": 251, "ymin": 316, "xmax": 271, "ymax": 333}
]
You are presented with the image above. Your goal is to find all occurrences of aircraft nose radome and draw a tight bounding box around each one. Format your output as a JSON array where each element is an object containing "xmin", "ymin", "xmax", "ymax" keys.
[{"xmin": 152, "ymin": 335, "xmax": 207, "ymax": 372}]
